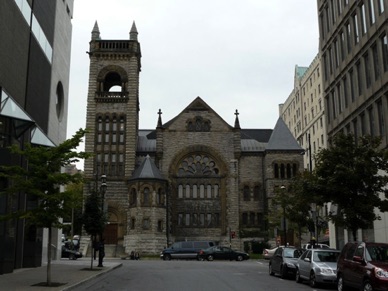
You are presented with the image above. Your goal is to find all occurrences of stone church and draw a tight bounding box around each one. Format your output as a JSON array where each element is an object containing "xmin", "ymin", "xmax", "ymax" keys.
[{"xmin": 83, "ymin": 22, "xmax": 304, "ymax": 255}]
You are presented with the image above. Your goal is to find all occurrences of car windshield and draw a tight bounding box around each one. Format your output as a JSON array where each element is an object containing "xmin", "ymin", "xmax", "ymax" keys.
[
  {"xmin": 366, "ymin": 245, "xmax": 388, "ymax": 262},
  {"xmin": 313, "ymin": 251, "xmax": 339, "ymax": 262},
  {"xmin": 284, "ymin": 248, "xmax": 300, "ymax": 258}
]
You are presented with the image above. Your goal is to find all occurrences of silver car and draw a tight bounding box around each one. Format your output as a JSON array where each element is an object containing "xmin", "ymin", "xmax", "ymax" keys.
[{"xmin": 295, "ymin": 248, "xmax": 340, "ymax": 288}]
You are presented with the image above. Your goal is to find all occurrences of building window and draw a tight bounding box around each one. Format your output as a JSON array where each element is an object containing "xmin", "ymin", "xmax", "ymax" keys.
[
  {"xmin": 346, "ymin": 22, "xmax": 352, "ymax": 53},
  {"xmin": 130, "ymin": 188, "xmax": 137, "ymax": 206},
  {"xmin": 249, "ymin": 212, "xmax": 255, "ymax": 225},
  {"xmin": 242, "ymin": 213, "xmax": 248, "ymax": 225},
  {"xmin": 143, "ymin": 187, "xmax": 150, "ymax": 206},
  {"xmin": 131, "ymin": 218, "xmax": 135, "ymax": 229},
  {"xmin": 364, "ymin": 53, "xmax": 371, "ymax": 88},
  {"xmin": 185, "ymin": 184, "xmax": 190, "ymax": 198},
  {"xmin": 377, "ymin": 100, "xmax": 385, "ymax": 137},
  {"xmin": 349, "ymin": 69, "xmax": 355, "ymax": 102},
  {"xmin": 243, "ymin": 186, "xmax": 250, "ymax": 201},
  {"xmin": 178, "ymin": 213, "xmax": 184, "ymax": 226},
  {"xmin": 378, "ymin": 0, "xmax": 385, "ymax": 13},
  {"xmin": 368, "ymin": 106, "xmax": 375, "ymax": 136},
  {"xmin": 254, "ymin": 186, "xmax": 260, "ymax": 201},
  {"xmin": 372, "ymin": 43, "xmax": 380, "ymax": 80},
  {"xmin": 157, "ymin": 220, "xmax": 163, "ymax": 232},
  {"xmin": 369, "ymin": 0, "xmax": 376, "ymax": 24},
  {"xmin": 361, "ymin": 4, "xmax": 367, "ymax": 34},
  {"xmin": 142, "ymin": 218, "xmax": 150, "ymax": 230},
  {"xmin": 353, "ymin": 14, "xmax": 359, "ymax": 44},
  {"xmin": 356, "ymin": 61, "xmax": 363, "ymax": 96},
  {"xmin": 192, "ymin": 185, "xmax": 198, "ymax": 198},
  {"xmin": 185, "ymin": 214, "xmax": 191, "ymax": 226},
  {"xmin": 382, "ymin": 34, "xmax": 388, "ymax": 72},
  {"xmin": 178, "ymin": 184, "xmax": 183, "ymax": 198}
]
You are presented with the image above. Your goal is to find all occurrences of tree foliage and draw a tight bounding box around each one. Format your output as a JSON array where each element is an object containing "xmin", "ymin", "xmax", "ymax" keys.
[
  {"xmin": 0, "ymin": 128, "xmax": 89, "ymax": 285},
  {"xmin": 314, "ymin": 133, "xmax": 388, "ymax": 241}
]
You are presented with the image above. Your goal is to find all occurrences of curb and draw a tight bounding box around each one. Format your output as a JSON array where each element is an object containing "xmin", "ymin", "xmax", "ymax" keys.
[{"xmin": 62, "ymin": 263, "xmax": 123, "ymax": 290}]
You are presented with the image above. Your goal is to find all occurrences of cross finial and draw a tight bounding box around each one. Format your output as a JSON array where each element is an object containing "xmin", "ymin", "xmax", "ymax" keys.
[
  {"xmin": 157, "ymin": 109, "xmax": 163, "ymax": 128},
  {"xmin": 234, "ymin": 109, "xmax": 240, "ymax": 129}
]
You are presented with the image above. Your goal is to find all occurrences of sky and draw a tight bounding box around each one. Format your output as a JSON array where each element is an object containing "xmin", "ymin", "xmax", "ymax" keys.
[{"xmin": 67, "ymin": 0, "xmax": 319, "ymax": 165}]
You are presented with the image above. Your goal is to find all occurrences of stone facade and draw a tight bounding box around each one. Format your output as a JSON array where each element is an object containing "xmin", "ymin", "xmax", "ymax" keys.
[{"xmin": 83, "ymin": 23, "xmax": 304, "ymax": 255}]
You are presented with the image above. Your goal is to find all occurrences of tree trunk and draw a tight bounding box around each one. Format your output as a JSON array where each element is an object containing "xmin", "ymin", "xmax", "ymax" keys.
[
  {"xmin": 90, "ymin": 235, "xmax": 94, "ymax": 270},
  {"xmin": 47, "ymin": 227, "xmax": 52, "ymax": 286},
  {"xmin": 352, "ymin": 229, "xmax": 358, "ymax": 242}
]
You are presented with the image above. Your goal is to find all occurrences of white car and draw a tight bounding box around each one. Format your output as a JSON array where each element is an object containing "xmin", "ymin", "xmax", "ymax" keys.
[
  {"xmin": 302, "ymin": 243, "xmax": 330, "ymax": 250},
  {"xmin": 296, "ymin": 248, "xmax": 340, "ymax": 287}
]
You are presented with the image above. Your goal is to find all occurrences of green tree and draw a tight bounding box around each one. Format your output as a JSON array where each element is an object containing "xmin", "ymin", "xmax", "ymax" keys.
[
  {"xmin": 0, "ymin": 129, "xmax": 89, "ymax": 286},
  {"xmin": 63, "ymin": 181, "xmax": 84, "ymax": 238},
  {"xmin": 82, "ymin": 190, "xmax": 106, "ymax": 269},
  {"xmin": 314, "ymin": 133, "xmax": 388, "ymax": 241}
]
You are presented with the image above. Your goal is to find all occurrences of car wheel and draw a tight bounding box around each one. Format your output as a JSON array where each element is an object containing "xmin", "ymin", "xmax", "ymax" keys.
[
  {"xmin": 207, "ymin": 255, "xmax": 214, "ymax": 261},
  {"xmin": 280, "ymin": 266, "xmax": 287, "ymax": 279},
  {"xmin": 236, "ymin": 255, "xmax": 243, "ymax": 261},
  {"xmin": 309, "ymin": 271, "xmax": 317, "ymax": 288},
  {"xmin": 337, "ymin": 274, "xmax": 348, "ymax": 291},
  {"xmin": 164, "ymin": 254, "xmax": 171, "ymax": 261},
  {"xmin": 269, "ymin": 263, "xmax": 274, "ymax": 276},
  {"xmin": 295, "ymin": 269, "xmax": 302, "ymax": 283},
  {"xmin": 362, "ymin": 280, "xmax": 373, "ymax": 291}
]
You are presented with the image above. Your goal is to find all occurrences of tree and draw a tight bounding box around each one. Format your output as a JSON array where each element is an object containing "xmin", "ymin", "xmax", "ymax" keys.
[
  {"xmin": 63, "ymin": 181, "xmax": 84, "ymax": 238},
  {"xmin": 82, "ymin": 190, "xmax": 106, "ymax": 269},
  {"xmin": 0, "ymin": 129, "xmax": 89, "ymax": 286},
  {"xmin": 314, "ymin": 133, "xmax": 388, "ymax": 241}
]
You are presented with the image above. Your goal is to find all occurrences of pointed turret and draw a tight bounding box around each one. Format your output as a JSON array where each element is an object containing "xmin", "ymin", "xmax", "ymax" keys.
[
  {"xmin": 266, "ymin": 117, "xmax": 303, "ymax": 151},
  {"xmin": 130, "ymin": 21, "xmax": 138, "ymax": 41},
  {"xmin": 91, "ymin": 21, "xmax": 100, "ymax": 40}
]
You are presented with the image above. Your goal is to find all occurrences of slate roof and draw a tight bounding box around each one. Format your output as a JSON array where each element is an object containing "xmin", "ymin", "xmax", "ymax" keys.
[
  {"xmin": 129, "ymin": 154, "xmax": 165, "ymax": 180},
  {"xmin": 266, "ymin": 117, "xmax": 303, "ymax": 151}
]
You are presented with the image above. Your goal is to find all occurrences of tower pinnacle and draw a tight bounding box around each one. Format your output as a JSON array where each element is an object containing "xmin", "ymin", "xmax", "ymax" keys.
[
  {"xmin": 91, "ymin": 21, "xmax": 100, "ymax": 40},
  {"xmin": 130, "ymin": 21, "xmax": 138, "ymax": 41}
]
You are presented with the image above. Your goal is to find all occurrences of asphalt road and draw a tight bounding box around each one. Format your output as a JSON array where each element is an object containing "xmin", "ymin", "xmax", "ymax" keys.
[{"xmin": 72, "ymin": 259, "xmax": 337, "ymax": 291}]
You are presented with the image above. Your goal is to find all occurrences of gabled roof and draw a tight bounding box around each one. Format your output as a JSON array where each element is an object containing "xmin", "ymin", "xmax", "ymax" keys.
[
  {"xmin": 129, "ymin": 155, "xmax": 165, "ymax": 180},
  {"xmin": 266, "ymin": 117, "xmax": 303, "ymax": 151},
  {"xmin": 161, "ymin": 96, "xmax": 233, "ymax": 130}
]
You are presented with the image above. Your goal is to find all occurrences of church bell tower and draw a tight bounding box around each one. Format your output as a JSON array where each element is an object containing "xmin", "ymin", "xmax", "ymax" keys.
[{"xmin": 83, "ymin": 21, "xmax": 141, "ymax": 245}]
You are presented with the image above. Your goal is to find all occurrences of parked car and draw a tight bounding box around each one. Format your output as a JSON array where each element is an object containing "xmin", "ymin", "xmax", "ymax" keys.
[
  {"xmin": 263, "ymin": 246, "xmax": 284, "ymax": 260},
  {"xmin": 160, "ymin": 241, "xmax": 216, "ymax": 260},
  {"xmin": 197, "ymin": 246, "xmax": 249, "ymax": 261},
  {"xmin": 296, "ymin": 248, "xmax": 340, "ymax": 287},
  {"xmin": 302, "ymin": 243, "xmax": 330, "ymax": 250},
  {"xmin": 269, "ymin": 246, "xmax": 303, "ymax": 279},
  {"xmin": 337, "ymin": 241, "xmax": 388, "ymax": 291}
]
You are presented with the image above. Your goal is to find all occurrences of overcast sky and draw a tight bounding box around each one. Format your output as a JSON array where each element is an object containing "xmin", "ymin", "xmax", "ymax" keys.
[{"xmin": 67, "ymin": 0, "xmax": 319, "ymax": 140}]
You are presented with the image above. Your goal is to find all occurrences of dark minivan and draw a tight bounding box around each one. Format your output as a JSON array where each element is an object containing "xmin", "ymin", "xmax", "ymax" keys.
[
  {"xmin": 337, "ymin": 241, "xmax": 388, "ymax": 291},
  {"xmin": 161, "ymin": 241, "xmax": 216, "ymax": 260}
]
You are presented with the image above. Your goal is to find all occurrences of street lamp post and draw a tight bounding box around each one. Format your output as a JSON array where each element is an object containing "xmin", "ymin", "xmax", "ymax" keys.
[
  {"xmin": 280, "ymin": 185, "xmax": 287, "ymax": 245},
  {"xmin": 97, "ymin": 174, "xmax": 107, "ymax": 267}
]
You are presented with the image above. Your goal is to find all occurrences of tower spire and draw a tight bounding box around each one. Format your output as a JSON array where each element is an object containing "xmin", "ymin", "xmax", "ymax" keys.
[
  {"xmin": 157, "ymin": 109, "xmax": 163, "ymax": 128},
  {"xmin": 130, "ymin": 21, "xmax": 138, "ymax": 41},
  {"xmin": 91, "ymin": 21, "xmax": 100, "ymax": 40}
]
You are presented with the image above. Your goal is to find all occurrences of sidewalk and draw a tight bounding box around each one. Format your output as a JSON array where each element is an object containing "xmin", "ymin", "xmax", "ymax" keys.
[{"xmin": 0, "ymin": 258, "xmax": 122, "ymax": 291}]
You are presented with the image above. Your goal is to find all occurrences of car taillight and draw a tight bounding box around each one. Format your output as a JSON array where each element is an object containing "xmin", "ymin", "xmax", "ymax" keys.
[
  {"xmin": 199, "ymin": 250, "xmax": 204, "ymax": 255},
  {"xmin": 263, "ymin": 250, "xmax": 268, "ymax": 254}
]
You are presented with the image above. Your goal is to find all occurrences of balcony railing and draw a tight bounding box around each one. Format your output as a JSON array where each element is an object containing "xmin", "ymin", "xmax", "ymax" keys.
[{"xmin": 95, "ymin": 91, "xmax": 129, "ymax": 103}]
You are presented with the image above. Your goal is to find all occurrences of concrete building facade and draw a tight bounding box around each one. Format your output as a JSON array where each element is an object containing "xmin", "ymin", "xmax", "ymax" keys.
[
  {"xmin": 0, "ymin": 0, "xmax": 74, "ymax": 274},
  {"xmin": 317, "ymin": 0, "xmax": 388, "ymax": 248}
]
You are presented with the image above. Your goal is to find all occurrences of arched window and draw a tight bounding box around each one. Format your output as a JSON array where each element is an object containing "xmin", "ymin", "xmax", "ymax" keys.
[
  {"xmin": 280, "ymin": 164, "xmax": 285, "ymax": 178},
  {"xmin": 178, "ymin": 185, "xmax": 183, "ymax": 198},
  {"xmin": 286, "ymin": 164, "xmax": 292, "ymax": 178},
  {"xmin": 192, "ymin": 185, "xmax": 198, "ymax": 198},
  {"xmin": 130, "ymin": 188, "xmax": 137, "ymax": 206},
  {"xmin": 143, "ymin": 187, "xmax": 150, "ymax": 206},
  {"xmin": 199, "ymin": 184, "xmax": 205, "ymax": 198},
  {"xmin": 206, "ymin": 185, "xmax": 212, "ymax": 199},
  {"xmin": 185, "ymin": 184, "xmax": 191, "ymax": 198},
  {"xmin": 214, "ymin": 184, "xmax": 219, "ymax": 198},
  {"xmin": 243, "ymin": 186, "xmax": 250, "ymax": 201},
  {"xmin": 274, "ymin": 163, "xmax": 279, "ymax": 178}
]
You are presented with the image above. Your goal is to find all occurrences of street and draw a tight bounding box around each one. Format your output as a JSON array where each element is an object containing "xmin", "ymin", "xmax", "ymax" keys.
[{"xmin": 72, "ymin": 259, "xmax": 337, "ymax": 291}]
